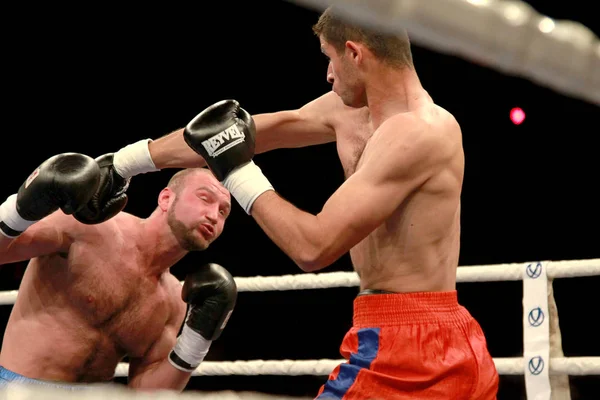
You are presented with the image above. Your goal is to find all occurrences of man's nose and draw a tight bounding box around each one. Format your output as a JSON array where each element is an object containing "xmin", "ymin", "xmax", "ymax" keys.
[
  {"xmin": 327, "ymin": 63, "xmax": 334, "ymax": 84},
  {"xmin": 206, "ymin": 206, "xmax": 219, "ymax": 223}
]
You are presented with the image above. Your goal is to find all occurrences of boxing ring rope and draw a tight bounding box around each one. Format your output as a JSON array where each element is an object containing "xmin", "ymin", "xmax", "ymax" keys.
[
  {"xmin": 112, "ymin": 357, "xmax": 600, "ymax": 378},
  {"xmin": 115, "ymin": 258, "xmax": 600, "ymax": 378},
  {"xmin": 1, "ymin": 258, "xmax": 599, "ymax": 379},
  {"xmin": 0, "ymin": 258, "xmax": 598, "ymax": 305},
  {"xmin": 286, "ymin": 0, "xmax": 600, "ymax": 106},
  {"xmin": 0, "ymin": 4, "xmax": 595, "ymax": 399}
]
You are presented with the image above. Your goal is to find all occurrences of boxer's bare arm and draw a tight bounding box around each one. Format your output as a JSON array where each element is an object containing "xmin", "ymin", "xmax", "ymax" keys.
[
  {"xmin": 127, "ymin": 322, "xmax": 190, "ymax": 391},
  {"xmin": 0, "ymin": 212, "xmax": 75, "ymax": 266},
  {"xmin": 251, "ymin": 117, "xmax": 446, "ymax": 271},
  {"xmin": 127, "ymin": 278, "xmax": 188, "ymax": 391},
  {"xmin": 147, "ymin": 92, "xmax": 337, "ymax": 169},
  {"xmin": 250, "ymin": 92, "xmax": 337, "ymax": 152}
]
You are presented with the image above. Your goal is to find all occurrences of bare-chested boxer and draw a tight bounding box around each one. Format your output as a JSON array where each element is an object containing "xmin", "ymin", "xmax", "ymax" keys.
[
  {"xmin": 103, "ymin": 6, "xmax": 498, "ymax": 399},
  {"xmin": 0, "ymin": 153, "xmax": 236, "ymax": 391}
]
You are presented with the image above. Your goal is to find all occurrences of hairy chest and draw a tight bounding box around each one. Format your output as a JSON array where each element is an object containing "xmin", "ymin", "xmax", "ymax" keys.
[
  {"xmin": 43, "ymin": 249, "xmax": 176, "ymax": 358},
  {"xmin": 333, "ymin": 111, "xmax": 374, "ymax": 178}
]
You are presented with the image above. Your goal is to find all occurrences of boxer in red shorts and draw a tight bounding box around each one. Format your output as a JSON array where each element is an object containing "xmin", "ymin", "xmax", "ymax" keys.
[
  {"xmin": 315, "ymin": 291, "xmax": 497, "ymax": 399},
  {"xmin": 105, "ymin": 5, "xmax": 499, "ymax": 399}
]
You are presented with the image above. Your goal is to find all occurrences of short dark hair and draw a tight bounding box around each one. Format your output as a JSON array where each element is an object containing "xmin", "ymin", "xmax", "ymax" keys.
[{"xmin": 312, "ymin": 6, "xmax": 413, "ymax": 68}]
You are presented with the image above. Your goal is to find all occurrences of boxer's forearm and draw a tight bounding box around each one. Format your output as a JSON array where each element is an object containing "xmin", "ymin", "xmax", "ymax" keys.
[
  {"xmin": 251, "ymin": 191, "xmax": 337, "ymax": 272},
  {"xmin": 128, "ymin": 358, "xmax": 192, "ymax": 391},
  {"xmin": 146, "ymin": 109, "xmax": 333, "ymax": 170},
  {"xmin": 144, "ymin": 114, "xmax": 291, "ymax": 171},
  {"xmin": 148, "ymin": 129, "xmax": 208, "ymax": 169},
  {"xmin": 0, "ymin": 236, "xmax": 15, "ymax": 262}
]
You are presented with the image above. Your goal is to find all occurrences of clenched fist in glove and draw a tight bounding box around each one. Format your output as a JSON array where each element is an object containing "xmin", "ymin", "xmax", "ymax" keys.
[
  {"xmin": 184, "ymin": 100, "xmax": 274, "ymax": 214},
  {"xmin": 72, "ymin": 135, "xmax": 162, "ymax": 223},
  {"xmin": 168, "ymin": 263, "xmax": 237, "ymax": 372},
  {"xmin": 73, "ymin": 153, "xmax": 130, "ymax": 224},
  {"xmin": 0, "ymin": 153, "xmax": 101, "ymax": 238}
]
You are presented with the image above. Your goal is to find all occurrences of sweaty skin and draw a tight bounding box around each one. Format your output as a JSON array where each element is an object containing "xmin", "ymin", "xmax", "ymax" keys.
[
  {"xmin": 144, "ymin": 28, "xmax": 464, "ymax": 296},
  {"xmin": 0, "ymin": 170, "xmax": 231, "ymax": 389},
  {"xmin": 251, "ymin": 92, "xmax": 464, "ymax": 293},
  {"xmin": 147, "ymin": 87, "xmax": 463, "ymax": 294},
  {"xmin": 136, "ymin": 20, "xmax": 489, "ymax": 399}
]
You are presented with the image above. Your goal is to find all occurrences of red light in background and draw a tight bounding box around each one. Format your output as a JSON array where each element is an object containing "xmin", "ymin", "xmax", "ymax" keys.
[{"xmin": 510, "ymin": 107, "xmax": 526, "ymax": 125}]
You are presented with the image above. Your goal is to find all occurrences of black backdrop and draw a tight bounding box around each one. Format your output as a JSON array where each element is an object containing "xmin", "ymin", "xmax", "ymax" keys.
[{"xmin": 0, "ymin": 1, "xmax": 598, "ymax": 399}]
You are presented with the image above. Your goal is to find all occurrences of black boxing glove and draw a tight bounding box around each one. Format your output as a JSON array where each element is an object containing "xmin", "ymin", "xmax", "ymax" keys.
[
  {"xmin": 184, "ymin": 100, "xmax": 274, "ymax": 214},
  {"xmin": 169, "ymin": 263, "xmax": 237, "ymax": 372},
  {"xmin": 0, "ymin": 153, "xmax": 101, "ymax": 238},
  {"xmin": 184, "ymin": 99, "xmax": 256, "ymax": 181},
  {"xmin": 73, "ymin": 154, "xmax": 130, "ymax": 224}
]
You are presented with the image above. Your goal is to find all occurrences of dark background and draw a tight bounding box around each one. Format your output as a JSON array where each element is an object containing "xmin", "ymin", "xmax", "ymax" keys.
[{"xmin": 0, "ymin": 1, "xmax": 598, "ymax": 399}]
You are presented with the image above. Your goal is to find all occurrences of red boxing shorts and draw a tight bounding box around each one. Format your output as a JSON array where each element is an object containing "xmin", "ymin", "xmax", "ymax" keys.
[{"xmin": 315, "ymin": 291, "xmax": 498, "ymax": 399}]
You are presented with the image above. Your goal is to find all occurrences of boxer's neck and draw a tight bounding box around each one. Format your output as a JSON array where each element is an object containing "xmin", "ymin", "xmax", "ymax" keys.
[
  {"xmin": 138, "ymin": 215, "xmax": 188, "ymax": 277},
  {"xmin": 364, "ymin": 65, "xmax": 428, "ymax": 129}
]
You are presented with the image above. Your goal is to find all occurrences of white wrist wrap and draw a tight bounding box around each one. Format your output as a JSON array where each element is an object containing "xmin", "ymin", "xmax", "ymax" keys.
[
  {"xmin": 112, "ymin": 139, "xmax": 159, "ymax": 179},
  {"xmin": 0, "ymin": 194, "xmax": 36, "ymax": 238},
  {"xmin": 222, "ymin": 161, "xmax": 274, "ymax": 215},
  {"xmin": 169, "ymin": 324, "xmax": 212, "ymax": 372}
]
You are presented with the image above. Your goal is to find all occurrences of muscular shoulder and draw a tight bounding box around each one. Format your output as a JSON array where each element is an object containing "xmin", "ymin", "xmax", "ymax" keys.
[
  {"xmin": 373, "ymin": 109, "xmax": 461, "ymax": 174},
  {"xmin": 68, "ymin": 212, "xmax": 138, "ymax": 242}
]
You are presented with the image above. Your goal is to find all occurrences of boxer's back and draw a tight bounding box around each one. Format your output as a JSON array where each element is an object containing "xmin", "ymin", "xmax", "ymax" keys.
[
  {"xmin": 0, "ymin": 213, "xmax": 183, "ymax": 382},
  {"xmin": 331, "ymin": 100, "xmax": 464, "ymax": 293}
]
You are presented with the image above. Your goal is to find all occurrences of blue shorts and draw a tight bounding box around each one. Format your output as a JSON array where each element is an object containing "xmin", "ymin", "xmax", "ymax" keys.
[{"xmin": 0, "ymin": 366, "xmax": 107, "ymax": 391}]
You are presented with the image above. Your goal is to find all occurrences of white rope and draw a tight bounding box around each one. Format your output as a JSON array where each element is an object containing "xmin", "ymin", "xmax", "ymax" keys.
[
  {"xmin": 113, "ymin": 357, "xmax": 600, "ymax": 377},
  {"xmin": 2, "ymin": 360, "xmax": 598, "ymax": 397},
  {"xmin": 494, "ymin": 357, "xmax": 600, "ymax": 376},
  {"xmin": 0, "ymin": 291, "xmax": 17, "ymax": 306},
  {"xmin": 236, "ymin": 271, "xmax": 360, "ymax": 292},
  {"xmin": 0, "ymin": 259, "xmax": 597, "ymax": 304},
  {"xmin": 233, "ymin": 259, "xmax": 600, "ymax": 292},
  {"xmin": 286, "ymin": 0, "xmax": 600, "ymax": 106}
]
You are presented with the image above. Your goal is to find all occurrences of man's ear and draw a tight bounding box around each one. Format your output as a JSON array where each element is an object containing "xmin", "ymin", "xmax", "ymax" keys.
[
  {"xmin": 158, "ymin": 187, "xmax": 174, "ymax": 211},
  {"xmin": 345, "ymin": 40, "xmax": 363, "ymax": 65}
]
